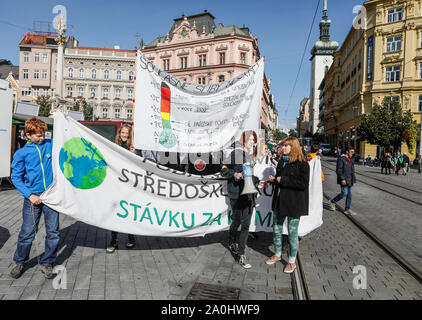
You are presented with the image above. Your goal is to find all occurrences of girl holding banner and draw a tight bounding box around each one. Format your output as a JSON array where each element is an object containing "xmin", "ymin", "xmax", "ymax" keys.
[
  {"xmin": 106, "ymin": 124, "xmax": 137, "ymax": 253},
  {"xmin": 266, "ymin": 137, "xmax": 310, "ymax": 273}
]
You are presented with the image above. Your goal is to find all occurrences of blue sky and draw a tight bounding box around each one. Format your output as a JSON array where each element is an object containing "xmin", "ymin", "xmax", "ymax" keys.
[{"xmin": 0, "ymin": 0, "xmax": 360, "ymax": 130}]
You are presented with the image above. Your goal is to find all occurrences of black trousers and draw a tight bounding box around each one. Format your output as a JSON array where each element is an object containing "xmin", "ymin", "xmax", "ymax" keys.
[
  {"xmin": 229, "ymin": 199, "xmax": 253, "ymax": 256},
  {"xmin": 111, "ymin": 231, "xmax": 135, "ymax": 243}
]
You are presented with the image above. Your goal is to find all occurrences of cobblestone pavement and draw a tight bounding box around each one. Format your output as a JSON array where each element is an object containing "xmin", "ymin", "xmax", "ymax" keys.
[
  {"xmin": 321, "ymin": 158, "xmax": 422, "ymax": 274},
  {"xmin": 0, "ymin": 190, "xmax": 295, "ymax": 300},
  {"xmin": 297, "ymin": 157, "xmax": 422, "ymax": 300}
]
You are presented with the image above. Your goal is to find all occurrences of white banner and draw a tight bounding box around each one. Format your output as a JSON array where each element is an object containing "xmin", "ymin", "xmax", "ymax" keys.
[
  {"xmin": 133, "ymin": 51, "xmax": 264, "ymax": 153},
  {"xmin": 41, "ymin": 111, "xmax": 322, "ymax": 237},
  {"xmin": 0, "ymin": 79, "xmax": 13, "ymax": 178}
]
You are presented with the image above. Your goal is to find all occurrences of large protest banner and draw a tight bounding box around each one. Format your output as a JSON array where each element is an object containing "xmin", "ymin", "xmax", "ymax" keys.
[
  {"xmin": 41, "ymin": 112, "xmax": 323, "ymax": 237},
  {"xmin": 133, "ymin": 51, "xmax": 264, "ymax": 153},
  {"xmin": 0, "ymin": 79, "xmax": 13, "ymax": 178}
]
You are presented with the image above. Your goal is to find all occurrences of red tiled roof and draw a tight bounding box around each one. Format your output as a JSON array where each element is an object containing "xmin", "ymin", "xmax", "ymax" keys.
[
  {"xmin": 19, "ymin": 33, "xmax": 63, "ymax": 46},
  {"xmin": 74, "ymin": 46, "xmax": 136, "ymax": 53}
]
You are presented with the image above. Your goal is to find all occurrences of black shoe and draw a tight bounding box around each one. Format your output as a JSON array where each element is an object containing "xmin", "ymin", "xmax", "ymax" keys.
[
  {"xmin": 126, "ymin": 235, "xmax": 136, "ymax": 249},
  {"xmin": 40, "ymin": 264, "xmax": 55, "ymax": 279},
  {"xmin": 106, "ymin": 241, "xmax": 117, "ymax": 253},
  {"xmin": 228, "ymin": 243, "xmax": 239, "ymax": 255},
  {"xmin": 10, "ymin": 264, "xmax": 24, "ymax": 279}
]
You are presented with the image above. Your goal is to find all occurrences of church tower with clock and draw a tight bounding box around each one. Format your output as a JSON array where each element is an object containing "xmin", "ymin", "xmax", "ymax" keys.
[{"xmin": 308, "ymin": 0, "xmax": 338, "ymax": 134}]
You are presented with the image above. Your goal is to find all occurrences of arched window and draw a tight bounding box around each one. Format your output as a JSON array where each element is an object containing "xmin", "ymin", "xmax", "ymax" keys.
[
  {"xmin": 116, "ymin": 71, "xmax": 122, "ymax": 80},
  {"xmin": 79, "ymin": 68, "xmax": 84, "ymax": 78},
  {"xmin": 68, "ymin": 68, "xmax": 73, "ymax": 78},
  {"xmin": 92, "ymin": 69, "xmax": 96, "ymax": 79},
  {"xmin": 129, "ymin": 71, "xmax": 134, "ymax": 81},
  {"xmin": 104, "ymin": 70, "xmax": 109, "ymax": 79}
]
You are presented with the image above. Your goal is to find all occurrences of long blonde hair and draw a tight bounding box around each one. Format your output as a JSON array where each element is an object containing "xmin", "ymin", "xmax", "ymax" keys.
[{"xmin": 281, "ymin": 137, "xmax": 305, "ymax": 162}]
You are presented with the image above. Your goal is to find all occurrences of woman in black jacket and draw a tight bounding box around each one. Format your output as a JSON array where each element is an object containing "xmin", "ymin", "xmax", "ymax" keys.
[
  {"xmin": 221, "ymin": 131, "xmax": 265, "ymax": 269},
  {"xmin": 266, "ymin": 137, "xmax": 310, "ymax": 273}
]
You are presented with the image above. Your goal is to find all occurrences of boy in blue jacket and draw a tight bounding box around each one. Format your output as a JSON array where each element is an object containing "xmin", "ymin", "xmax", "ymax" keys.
[{"xmin": 9, "ymin": 117, "xmax": 59, "ymax": 279}]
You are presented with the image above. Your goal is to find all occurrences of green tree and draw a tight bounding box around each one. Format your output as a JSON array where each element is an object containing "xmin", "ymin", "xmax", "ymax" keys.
[
  {"xmin": 35, "ymin": 95, "xmax": 52, "ymax": 117},
  {"xmin": 73, "ymin": 98, "xmax": 93, "ymax": 120},
  {"xmin": 288, "ymin": 128, "xmax": 298, "ymax": 137},
  {"xmin": 358, "ymin": 98, "xmax": 418, "ymax": 153},
  {"xmin": 272, "ymin": 129, "xmax": 287, "ymax": 141}
]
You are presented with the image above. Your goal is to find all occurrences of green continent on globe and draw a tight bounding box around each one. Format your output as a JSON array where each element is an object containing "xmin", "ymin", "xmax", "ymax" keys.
[{"xmin": 59, "ymin": 137, "xmax": 107, "ymax": 189}]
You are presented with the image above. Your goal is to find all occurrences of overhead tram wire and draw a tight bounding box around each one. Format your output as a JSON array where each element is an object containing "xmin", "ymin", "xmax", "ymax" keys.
[{"xmin": 284, "ymin": 0, "xmax": 321, "ymax": 118}]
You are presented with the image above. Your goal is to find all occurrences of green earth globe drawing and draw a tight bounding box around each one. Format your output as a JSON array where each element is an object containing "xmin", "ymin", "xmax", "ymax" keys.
[{"xmin": 59, "ymin": 137, "xmax": 107, "ymax": 189}]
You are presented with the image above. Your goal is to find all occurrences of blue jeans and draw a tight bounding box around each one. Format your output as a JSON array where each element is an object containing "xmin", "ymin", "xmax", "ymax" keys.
[
  {"xmin": 14, "ymin": 198, "xmax": 60, "ymax": 266},
  {"xmin": 331, "ymin": 185, "xmax": 353, "ymax": 210}
]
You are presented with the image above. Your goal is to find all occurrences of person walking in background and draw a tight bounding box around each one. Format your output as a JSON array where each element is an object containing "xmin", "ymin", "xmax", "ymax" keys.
[
  {"xmin": 381, "ymin": 152, "xmax": 387, "ymax": 174},
  {"xmin": 329, "ymin": 146, "xmax": 357, "ymax": 216},
  {"xmin": 266, "ymin": 137, "xmax": 310, "ymax": 273},
  {"xmin": 402, "ymin": 152, "xmax": 410, "ymax": 175},
  {"xmin": 393, "ymin": 152, "xmax": 401, "ymax": 175},
  {"xmin": 17, "ymin": 129, "xmax": 28, "ymax": 149},
  {"xmin": 106, "ymin": 124, "xmax": 137, "ymax": 253},
  {"xmin": 416, "ymin": 153, "xmax": 422, "ymax": 174}
]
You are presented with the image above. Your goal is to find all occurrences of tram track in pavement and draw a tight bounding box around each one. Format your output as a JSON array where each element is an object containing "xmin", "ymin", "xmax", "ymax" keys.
[
  {"xmin": 291, "ymin": 252, "xmax": 310, "ymax": 300},
  {"xmin": 321, "ymin": 162, "xmax": 422, "ymax": 207},
  {"xmin": 320, "ymin": 163, "xmax": 422, "ymax": 286}
]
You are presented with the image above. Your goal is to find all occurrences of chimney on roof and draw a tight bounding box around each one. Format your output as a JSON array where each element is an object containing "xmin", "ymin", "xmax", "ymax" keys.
[{"xmin": 114, "ymin": 45, "xmax": 120, "ymax": 49}]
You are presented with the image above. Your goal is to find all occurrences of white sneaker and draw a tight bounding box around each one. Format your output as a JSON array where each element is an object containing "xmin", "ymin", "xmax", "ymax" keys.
[{"xmin": 344, "ymin": 209, "xmax": 357, "ymax": 216}]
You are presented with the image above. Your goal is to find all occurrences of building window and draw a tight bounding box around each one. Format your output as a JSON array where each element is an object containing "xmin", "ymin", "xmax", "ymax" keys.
[
  {"xmin": 419, "ymin": 95, "xmax": 422, "ymax": 112},
  {"xmin": 104, "ymin": 70, "xmax": 109, "ymax": 79},
  {"xmin": 128, "ymin": 89, "xmax": 133, "ymax": 99},
  {"xmin": 198, "ymin": 77, "xmax": 206, "ymax": 84},
  {"xmin": 116, "ymin": 71, "xmax": 122, "ymax": 80},
  {"xmin": 34, "ymin": 69, "xmax": 39, "ymax": 79},
  {"xmin": 34, "ymin": 53, "xmax": 40, "ymax": 62},
  {"xmin": 92, "ymin": 69, "xmax": 96, "ymax": 79},
  {"xmin": 129, "ymin": 71, "xmax": 134, "ymax": 80},
  {"xmin": 90, "ymin": 88, "xmax": 96, "ymax": 98},
  {"xmin": 386, "ymin": 36, "xmax": 402, "ymax": 52},
  {"xmin": 79, "ymin": 69, "xmax": 84, "ymax": 78},
  {"xmin": 67, "ymin": 87, "xmax": 73, "ymax": 97},
  {"xmin": 103, "ymin": 88, "xmax": 109, "ymax": 98},
  {"xmin": 420, "ymin": 63, "xmax": 422, "ymax": 80},
  {"xmin": 42, "ymin": 70, "xmax": 47, "ymax": 80},
  {"xmin": 23, "ymin": 53, "xmax": 29, "ymax": 63},
  {"xmin": 163, "ymin": 59, "xmax": 170, "ymax": 71},
  {"xmin": 78, "ymin": 87, "xmax": 84, "ymax": 97},
  {"xmin": 114, "ymin": 108, "xmax": 120, "ymax": 119},
  {"xmin": 23, "ymin": 69, "xmax": 28, "ymax": 79},
  {"xmin": 51, "ymin": 88, "xmax": 56, "ymax": 97},
  {"xmin": 102, "ymin": 108, "xmax": 108, "ymax": 118},
  {"xmin": 218, "ymin": 75, "xmax": 225, "ymax": 82},
  {"xmin": 387, "ymin": 7, "xmax": 403, "ymax": 23},
  {"xmin": 199, "ymin": 55, "xmax": 206, "ymax": 67},
  {"xmin": 386, "ymin": 96, "xmax": 400, "ymax": 104},
  {"xmin": 115, "ymin": 88, "xmax": 121, "ymax": 98},
  {"xmin": 240, "ymin": 52, "xmax": 246, "ymax": 64},
  {"xmin": 54, "ymin": 71, "xmax": 57, "ymax": 80},
  {"xmin": 55, "ymin": 55, "xmax": 57, "ymax": 64},
  {"xmin": 219, "ymin": 52, "xmax": 226, "ymax": 65},
  {"xmin": 33, "ymin": 88, "xmax": 39, "ymax": 96},
  {"xmin": 180, "ymin": 57, "xmax": 187, "ymax": 69},
  {"xmin": 127, "ymin": 109, "xmax": 132, "ymax": 120},
  {"xmin": 385, "ymin": 65, "xmax": 400, "ymax": 82},
  {"xmin": 42, "ymin": 53, "xmax": 48, "ymax": 63},
  {"xmin": 68, "ymin": 68, "xmax": 73, "ymax": 78}
]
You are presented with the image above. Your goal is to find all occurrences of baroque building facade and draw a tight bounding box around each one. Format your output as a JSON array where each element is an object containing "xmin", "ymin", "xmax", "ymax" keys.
[
  {"xmin": 322, "ymin": 0, "xmax": 422, "ymax": 159},
  {"xmin": 141, "ymin": 10, "xmax": 277, "ymax": 136}
]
